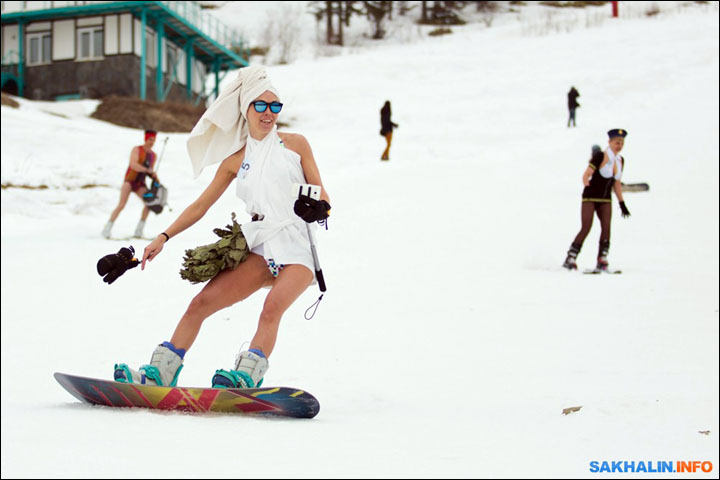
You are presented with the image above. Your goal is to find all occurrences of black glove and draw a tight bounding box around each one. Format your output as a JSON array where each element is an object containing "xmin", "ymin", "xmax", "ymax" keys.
[
  {"xmin": 97, "ymin": 246, "xmax": 139, "ymax": 284},
  {"xmin": 619, "ymin": 201, "xmax": 631, "ymax": 218},
  {"xmin": 294, "ymin": 195, "xmax": 331, "ymax": 223}
]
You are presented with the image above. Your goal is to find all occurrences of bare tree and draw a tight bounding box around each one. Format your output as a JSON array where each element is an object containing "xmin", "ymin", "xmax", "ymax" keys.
[
  {"xmin": 419, "ymin": 1, "xmax": 467, "ymax": 25},
  {"xmin": 474, "ymin": 1, "xmax": 499, "ymax": 27},
  {"xmin": 310, "ymin": 1, "xmax": 355, "ymax": 45},
  {"xmin": 364, "ymin": 1, "xmax": 393, "ymax": 39},
  {"xmin": 261, "ymin": 3, "xmax": 304, "ymax": 64}
]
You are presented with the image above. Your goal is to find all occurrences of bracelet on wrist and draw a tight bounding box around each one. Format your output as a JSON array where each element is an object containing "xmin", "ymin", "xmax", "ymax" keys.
[{"xmin": 160, "ymin": 232, "xmax": 170, "ymax": 242}]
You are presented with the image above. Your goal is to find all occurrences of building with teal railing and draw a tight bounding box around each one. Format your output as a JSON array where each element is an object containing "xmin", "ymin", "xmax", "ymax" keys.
[{"xmin": 1, "ymin": 1, "xmax": 248, "ymax": 104}]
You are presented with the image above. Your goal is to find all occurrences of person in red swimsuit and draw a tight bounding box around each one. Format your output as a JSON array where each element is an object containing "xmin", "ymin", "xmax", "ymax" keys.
[{"xmin": 102, "ymin": 130, "xmax": 159, "ymax": 239}]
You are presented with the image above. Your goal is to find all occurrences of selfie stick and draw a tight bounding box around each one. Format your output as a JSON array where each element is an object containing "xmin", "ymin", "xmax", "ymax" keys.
[
  {"xmin": 297, "ymin": 184, "xmax": 326, "ymax": 293},
  {"xmin": 306, "ymin": 223, "xmax": 326, "ymax": 292}
]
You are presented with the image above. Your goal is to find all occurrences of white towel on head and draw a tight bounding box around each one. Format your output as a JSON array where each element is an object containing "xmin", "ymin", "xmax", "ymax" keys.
[{"xmin": 186, "ymin": 66, "xmax": 280, "ymax": 178}]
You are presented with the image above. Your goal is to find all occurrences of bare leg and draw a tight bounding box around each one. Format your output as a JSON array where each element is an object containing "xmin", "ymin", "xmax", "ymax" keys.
[
  {"xmin": 169, "ymin": 253, "xmax": 274, "ymax": 351},
  {"xmin": 250, "ymin": 264, "xmax": 313, "ymax": 357},
  {"xmin": 382, "ymin": 132, "xmax": 393, "ymax": 160},
  {"xmin": 133, "ymin": 186, "xmax": 151, "ymax": 221},
  {"xmin": 109, "ymin": 182, "xmax": 133, "ymax": 222}
]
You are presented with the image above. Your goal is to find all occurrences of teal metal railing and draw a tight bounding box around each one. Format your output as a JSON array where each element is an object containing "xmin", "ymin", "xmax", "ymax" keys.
[
  {"xmin": 2, "ymin": 49, "xmax": 20, "ymax": 65},
  {"xmin": 161, "ymin": 1, "xmax": 244, "ymax": 50}
]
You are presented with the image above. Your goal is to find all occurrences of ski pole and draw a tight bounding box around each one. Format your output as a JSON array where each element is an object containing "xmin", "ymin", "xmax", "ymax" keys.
[
  {"xmin": 146, "ymin": 137, "xmax": 173, "ymax": 212},
  {"xmin": 145, "ymin": 136, "xmax": 167, "ymax": 186},
  {"xmin": 155, "ymin": 136, "xmax": 169, "ymax": 173}
]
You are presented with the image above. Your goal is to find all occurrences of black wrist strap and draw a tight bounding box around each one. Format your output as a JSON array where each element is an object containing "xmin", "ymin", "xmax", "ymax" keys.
[{"xmin": 160, "ymin": 232, "xmax": 170, "ymax": 242}]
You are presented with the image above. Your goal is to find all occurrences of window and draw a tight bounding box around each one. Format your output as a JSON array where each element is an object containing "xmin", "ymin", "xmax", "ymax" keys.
[
  {"xmin": 27, "ymin": 32, "xmax": 51, "ymax": 66},
  {"xmin": 145, "ymin": 28, "xmax": 156, "ymax": 68},
  {"xmin": 166, "ymin": 43, "xmax": 178, "ymax": 76},
  {"xmin": 77, "ymin": 26, "xmax": 103, "ymax": 60}
]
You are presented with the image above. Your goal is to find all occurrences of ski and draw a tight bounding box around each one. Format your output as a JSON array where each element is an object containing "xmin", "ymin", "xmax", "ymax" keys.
[
  {"xmin": 54, "ymin": 372, "xmax": 320, "ymax": 419},
  {"xmin": 583, "ymin": 268, "xmax": 622, "ymax": 275}
]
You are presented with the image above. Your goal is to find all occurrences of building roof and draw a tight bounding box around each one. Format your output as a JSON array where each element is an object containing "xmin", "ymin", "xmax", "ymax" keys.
[{"xmin": 1, "ymin": 1, "xmax": 248, "ymax": 71}]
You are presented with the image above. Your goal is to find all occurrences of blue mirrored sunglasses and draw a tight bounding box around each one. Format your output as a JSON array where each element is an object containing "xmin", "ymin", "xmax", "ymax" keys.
[{"xmin": 251, "ymin": 101, "xmax": 283, "ymax": 114}]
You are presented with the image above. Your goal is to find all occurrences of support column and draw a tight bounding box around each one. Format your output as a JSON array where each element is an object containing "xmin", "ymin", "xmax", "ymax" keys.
[
  {"xmin": 18, "ymin": 21, "xmax": 25, "ymax": 97},
  {"xmin": 185, "ymin": 38, "xmax": 194, "ymax": 100},
  {"xmin": 156, "ymin": 21, "xmax": 164, "ymax": 101},
  {"xmin": 140, "ymin": 8, "xmax": 147, "ymax": 100},
  {"xmin": 214, "ymin": 58, "xmax": 220, "ymax": 101}
]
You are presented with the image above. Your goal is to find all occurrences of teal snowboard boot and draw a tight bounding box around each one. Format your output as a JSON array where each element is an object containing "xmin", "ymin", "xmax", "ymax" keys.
[
  {"xmin": 114, "ymin": 341, "xmax": 185, "ymax": 386},
  {"xmin": 212, "ymin": 349, "xmax": 268, "ymax": 389}
]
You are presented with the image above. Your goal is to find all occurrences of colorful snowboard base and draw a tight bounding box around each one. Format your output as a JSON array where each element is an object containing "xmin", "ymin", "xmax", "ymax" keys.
[{"xmin": 54, "ymin": 372, "xmax": 319, "ymax": 418}]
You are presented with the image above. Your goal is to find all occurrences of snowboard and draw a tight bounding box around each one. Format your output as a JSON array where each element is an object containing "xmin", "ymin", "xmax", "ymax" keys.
[{"xmin": 54, "ymin": 372, "xmax": 319, "ymax": 419}]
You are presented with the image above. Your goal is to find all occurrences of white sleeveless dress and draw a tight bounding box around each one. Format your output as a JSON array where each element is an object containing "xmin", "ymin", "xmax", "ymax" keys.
[{"xmin": 236, "ymin": 130, "xmax": 316, "ymax": 280}]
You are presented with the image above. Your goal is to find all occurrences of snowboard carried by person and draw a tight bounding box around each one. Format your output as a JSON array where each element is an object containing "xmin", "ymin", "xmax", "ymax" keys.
[{"xmin": 621, "ymin": 182, "xmax": 649, "ymax": 192}]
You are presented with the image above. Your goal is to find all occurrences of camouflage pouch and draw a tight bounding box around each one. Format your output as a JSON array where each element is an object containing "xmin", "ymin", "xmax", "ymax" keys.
[{"xmin": 179, "ymin": 212, "xmax": 249, "ymax": 284}]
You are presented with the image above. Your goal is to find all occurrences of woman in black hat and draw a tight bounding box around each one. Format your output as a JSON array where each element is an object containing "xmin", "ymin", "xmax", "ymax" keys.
[{"xmin": 563, "ymin": 129, "xmax": 631, "ymax": 271}]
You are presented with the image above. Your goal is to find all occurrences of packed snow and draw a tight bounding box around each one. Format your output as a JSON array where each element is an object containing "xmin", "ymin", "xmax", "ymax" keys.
[{"xmin": 1, "ymin": 2, "xmax": 718, "ymax": 478}]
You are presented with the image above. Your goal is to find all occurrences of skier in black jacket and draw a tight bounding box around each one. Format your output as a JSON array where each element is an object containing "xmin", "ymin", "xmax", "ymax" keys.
[{"xmin": 567, "ymin": 86, "xmax": 580, "ymax": 127}]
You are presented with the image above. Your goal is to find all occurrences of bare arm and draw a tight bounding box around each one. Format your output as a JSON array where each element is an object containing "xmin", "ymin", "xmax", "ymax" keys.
[
  {"xmin": 128, "ymin": 146, "xmax": 153, "ymax": 174},
  {"xmin": 141, "ymin": 149, "xmax": 244, "ymax": 269}
]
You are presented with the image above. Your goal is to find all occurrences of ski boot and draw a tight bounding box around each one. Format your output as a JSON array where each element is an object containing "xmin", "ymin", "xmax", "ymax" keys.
[
  {"xmin": 596, "ymin": 256, "xmax": 609, "ymax": 271},
  {"xmin": 101, "ymin": 220, "xmax": 113, "ymax": 239},
  {"xmin": 133, "ymin": 219, "xmax": 146, "ymax": 239},
  {"xmin": 595, "ymin": 240, "xmax": 610, "ymax": 271},
  {"xmin": 212, "ymin": 349, "xmax": 268, "ymax": 389},
  {"xmin": 563, "ymin": 242, "xmax": 582, "ymax": 270},
  {"xmin": 114, "ymin": 341, "xmax": 185, "ymax": 386}
]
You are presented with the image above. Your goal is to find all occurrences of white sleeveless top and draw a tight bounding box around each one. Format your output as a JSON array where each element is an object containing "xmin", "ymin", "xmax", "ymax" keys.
[
  {"xmin": 236, "ymin": 130, "xmax": 316, "ymax": 278},
  {"xmin": 599, "ymin": 147, "xmax": 623, "ymax": 180}
]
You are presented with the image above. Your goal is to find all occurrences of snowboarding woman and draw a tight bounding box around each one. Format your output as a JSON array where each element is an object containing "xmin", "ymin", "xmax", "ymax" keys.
[
  {"xmin": 563, "ymin": 129, "xmax": 631, "ymax": 271},
  {"xmin": 113, "ymin": 66, "xmax": 331, "ymax": 389}
]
